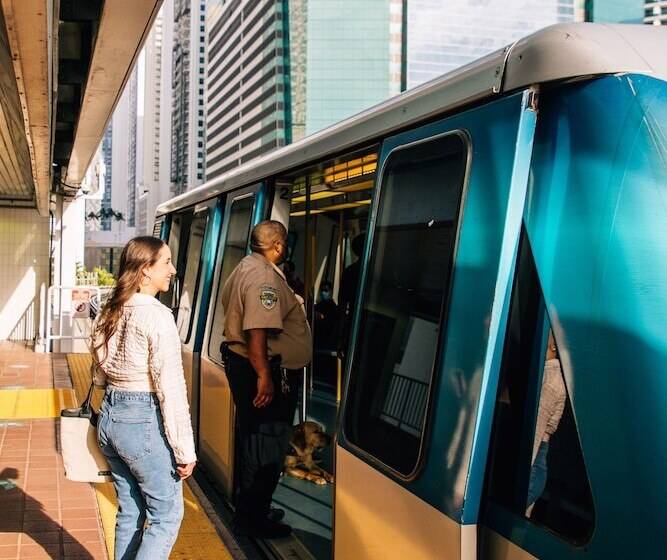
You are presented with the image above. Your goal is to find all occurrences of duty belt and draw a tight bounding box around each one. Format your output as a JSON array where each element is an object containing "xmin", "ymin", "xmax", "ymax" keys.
[{"xmin": 220, "ymin": 342, "xmax": 290, "ymax": 395}]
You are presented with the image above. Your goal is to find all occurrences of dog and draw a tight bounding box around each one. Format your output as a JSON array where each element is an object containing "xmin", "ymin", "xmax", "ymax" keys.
[{"xmin": 284, "ymin": 421, "xmax": 334, "ymax": 485}]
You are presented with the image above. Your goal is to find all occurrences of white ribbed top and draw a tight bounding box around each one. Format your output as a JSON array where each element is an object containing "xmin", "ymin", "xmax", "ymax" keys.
[
  {"xmin": 91, "ymin": 292, "xmax": 196, "ymax": 464},
  {"xmin": 532, "ymin": 358, "xmax": 566, "ymax": 464}
]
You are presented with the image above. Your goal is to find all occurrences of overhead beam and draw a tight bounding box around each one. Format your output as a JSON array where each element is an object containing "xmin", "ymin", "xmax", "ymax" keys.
[
  {"xmin": 64, "ymin": 0, "xmax": 162, "ymax": 187},
  {"xmin": 0, "ymin": 0, "xmax": 54, "ymax": 216}
]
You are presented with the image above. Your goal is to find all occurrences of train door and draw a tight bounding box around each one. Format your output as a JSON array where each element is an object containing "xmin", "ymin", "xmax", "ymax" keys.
[
  {"xmin": 269, "ymin": 148, "xmax": 378, "ymax": 559},
  {"xmin": 173, "ymin": 199, "xmax": 220, "ymax": 436},
  {"xmin": 198, "ymin": 184, "xmax": 266, "ymax": 498},
  {"xmin": 335, "ymin": 89, "xmax": 538, "ymax": 559}
]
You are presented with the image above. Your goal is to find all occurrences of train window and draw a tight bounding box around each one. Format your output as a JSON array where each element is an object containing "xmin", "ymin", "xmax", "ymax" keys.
[
  {"xmin": 484, "ymin": 232, "xmax": 595, "ymax": 544},
  {"xmin": 152, "ymin": 218, "xmax": 164, "ymax": 238},
  {"xmin": 207, "ymin": 195, "xmax": 255, "ymax": 363},
  {"xmin": 160, "ymin": 211, "xmax": 192, "ymax": 309},
  {"xmin": 343, "ymin": 132, "xmax": 468, "ymax": 477},
  {"xmin": 175, "ymin": 211, "xmax": 208, "ymax": 342}
]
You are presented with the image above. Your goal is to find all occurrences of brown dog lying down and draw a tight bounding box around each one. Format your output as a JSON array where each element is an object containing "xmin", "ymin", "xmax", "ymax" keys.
[{"xmin": 284, "ymin": 421, "xmax": 334, "ymax": 485}]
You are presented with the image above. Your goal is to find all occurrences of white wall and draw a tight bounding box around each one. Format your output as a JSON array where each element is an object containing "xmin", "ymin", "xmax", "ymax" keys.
[
  {"xmin": 52, "ymin": 194, "xmax": 89, "ymax": 352},
  {"xmin": 0, "ymin": 207, "xmax": 50, "ymax": 341}
]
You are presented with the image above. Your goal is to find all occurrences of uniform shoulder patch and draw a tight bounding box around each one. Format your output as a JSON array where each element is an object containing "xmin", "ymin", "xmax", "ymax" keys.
[{"xmin": 259, "ymin": 286, "xmax": 278, "ymax": 310}]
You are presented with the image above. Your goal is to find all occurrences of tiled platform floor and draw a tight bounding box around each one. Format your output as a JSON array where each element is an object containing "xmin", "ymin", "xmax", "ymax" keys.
[
  {"xmin": 0, "ymin": 343, "xmax": 53, "ymax": 390},
  {"xmin": 0, "ymin": 420, "xmax": 107, "ymax": 559},
  {"xmin": 66, "ymin": 354, "xmax": 233, "ymax": 560},
  {"xmin": 0, "ymin": 342, "xmax": 107, "ymax": 559},
  {"xmin": 1, "ymin": 342, "xmax": 235, "ymax": 560}
]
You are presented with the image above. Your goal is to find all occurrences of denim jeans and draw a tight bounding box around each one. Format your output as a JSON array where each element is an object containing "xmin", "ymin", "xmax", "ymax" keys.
[
  {"xmin": 527, "ymin": 440, "xmax": 549, "ymax": 508},
  {"xmin": 97, "ymin": 389, "xmax": 184, "ymax": 560}
]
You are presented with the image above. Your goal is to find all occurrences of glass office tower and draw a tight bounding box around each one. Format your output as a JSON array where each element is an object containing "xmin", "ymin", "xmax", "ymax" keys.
[
  {"xmin": 406, "ymin": 0, "xmax": 576, "ymax": 89},
  {"xmin": 304, "ymin": 0, "xmax": 402, "ymax": 135},
  {"xmin": 587, "ymin": 0, "xmax": 644, "ymax": 23}
]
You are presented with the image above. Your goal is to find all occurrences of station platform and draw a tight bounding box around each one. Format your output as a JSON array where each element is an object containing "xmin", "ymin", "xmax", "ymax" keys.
[{"xmin": 0, "ymin": 341, "xmax": 236, "ymax": 560}]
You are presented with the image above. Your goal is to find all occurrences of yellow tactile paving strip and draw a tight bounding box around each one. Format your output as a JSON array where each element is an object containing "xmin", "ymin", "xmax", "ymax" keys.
[
  {"xmin": 0, "ymin": 388, "xmax": 77, "ymax": 419},
  {"xmin": 67, "ymin": 353, "xmax": 105, "ymax": 409},
  {"xmin": 67, "ymin": 353, "xmax": 233, "ymax": 560}
]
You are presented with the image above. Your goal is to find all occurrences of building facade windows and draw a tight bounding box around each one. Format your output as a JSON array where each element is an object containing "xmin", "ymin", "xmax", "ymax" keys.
[
  {"xmin": 405, "ymin": 0, "xmax": 576, "ymax": 89},
  {"xmin": 205, "ymin": 0, "xmax": 293, "ymax": 180},
  {"xmin": 644, "ymin": 0, "xmax": 667, "ymax": 24}
]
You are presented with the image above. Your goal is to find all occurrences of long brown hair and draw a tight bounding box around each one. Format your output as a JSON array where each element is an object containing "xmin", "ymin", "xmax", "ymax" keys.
[{"xmin": 93, "ymin": 236, "xmax": 166, "ymax": 364}]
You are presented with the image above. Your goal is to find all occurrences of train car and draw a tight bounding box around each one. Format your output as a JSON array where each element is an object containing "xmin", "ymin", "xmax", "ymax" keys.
[{"xmin": 153, "ymin": 24, "xmax": 667, "ymax": 560}]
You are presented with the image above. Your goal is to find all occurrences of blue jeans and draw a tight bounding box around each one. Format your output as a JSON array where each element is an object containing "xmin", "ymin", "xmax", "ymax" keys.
[
  {"xmin": 527, "ymin": 440, "xmax": 549, "ymax": 508},
  {"xmin": 97, "ymin": 389, "xmax": 184, "ymax": 560}
]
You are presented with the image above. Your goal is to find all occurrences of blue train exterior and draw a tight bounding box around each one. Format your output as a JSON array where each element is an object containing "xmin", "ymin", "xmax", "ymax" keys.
[{"xmin": 154, "ymin": 25, "xmax": 667, "ymax": 560}]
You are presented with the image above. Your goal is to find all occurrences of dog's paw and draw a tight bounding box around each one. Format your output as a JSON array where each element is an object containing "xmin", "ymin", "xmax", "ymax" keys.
[
  {"xmin": 324, "ymin": 473, "xmax": 334, "ymax": 483},
  {"xmin": 314, "ymin": 477, "xmax": 327, "ymax": 485}
]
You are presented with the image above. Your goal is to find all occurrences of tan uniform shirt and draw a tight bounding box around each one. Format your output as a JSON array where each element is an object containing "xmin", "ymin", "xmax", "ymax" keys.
[{"xmin": 221, "ymin": 252, "xmax": 312, "ymax": 369}]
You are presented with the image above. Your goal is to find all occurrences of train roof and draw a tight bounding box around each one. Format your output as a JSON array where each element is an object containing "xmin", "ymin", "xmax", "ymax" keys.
[{"xmin": 156, "ymin": 23, "xmax": 667, "ymax": 216}]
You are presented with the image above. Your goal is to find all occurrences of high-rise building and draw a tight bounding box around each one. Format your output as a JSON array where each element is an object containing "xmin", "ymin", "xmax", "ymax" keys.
[
  {"xmin": 406, "ymin": 0, "xmax": 577, "ymax": 89},
  {"xmin": 127, "ymin": 68, "xmax": 139, "ymax": 227},
  {"xmin": 288, "ymin": 0, "xmax": 307, "ymax": 142},
  {"xmin": 205, "ymin": 0, "xmax": 294, "ymax": 179},
  {"xmin": 206, "ymin": 0, "xmax": 406, "ymax": 177},
  {"xmin": 205, "ymin": 1, "xmax": 577, "ymax": 174},
  {"xmin": 644, "ymin": 1, "xmax": 667, "ymax": 24},
  {"xmin": 138, "ymin": 0, "xmax": 175, "ymax": 235},
  {"xmin": 304, "ymin": 0, "xmax": 403, "ymax": 135},
  {"xmin": 85, "ymin": 75, "xmax": 137, "ymax": 272},
  {"xmin": 171, "ymin": 0, "xmax": 207, "ymax": 196},
  {"xmin": 100, "ymin": 124, "xmax": 113, "ymax": 231},
  {"xmin": 584, "ymin": 0, "xmax": 644, "ymax": 23}
]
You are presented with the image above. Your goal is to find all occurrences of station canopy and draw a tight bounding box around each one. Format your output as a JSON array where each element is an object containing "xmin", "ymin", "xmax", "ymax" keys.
[{"xmin": 0, "ymin": 0, "xmax": 162, "ymax": 216}]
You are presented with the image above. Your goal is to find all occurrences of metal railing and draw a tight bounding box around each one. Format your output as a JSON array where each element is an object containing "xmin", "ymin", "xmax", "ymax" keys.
[{"xmin": 380, "ymin": 373, "xmax": 429, "ymax": 436}]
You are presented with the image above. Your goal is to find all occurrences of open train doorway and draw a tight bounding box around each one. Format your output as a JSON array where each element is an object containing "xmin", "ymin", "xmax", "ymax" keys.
[{"xmin": 270, "ymin": 147, "xmax": 378, "ymax": 559}]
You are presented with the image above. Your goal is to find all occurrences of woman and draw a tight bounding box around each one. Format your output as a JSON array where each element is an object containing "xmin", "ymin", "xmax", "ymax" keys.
[
  {"xmin": 92, "ymin": 236, "xmax": 196, "ymax": 559},
  {"xmin": 526, "ymin": 330, "xmax": 566, "ymax": 515}
]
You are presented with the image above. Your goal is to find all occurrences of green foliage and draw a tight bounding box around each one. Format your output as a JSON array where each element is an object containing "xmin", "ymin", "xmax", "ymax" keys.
[
  {"xmin": 75, "ymin": 262, "xmax": 116, "ymax": 286},
  {"xmin": 94, "ymin": 267, "xmax": 116, "ymax": 286}
]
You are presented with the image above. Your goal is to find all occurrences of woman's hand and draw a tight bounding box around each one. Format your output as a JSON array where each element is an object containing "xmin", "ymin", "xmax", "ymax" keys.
[{"xmin": 177, "ymin": 462, "xmax": 196, "ymax": 480}]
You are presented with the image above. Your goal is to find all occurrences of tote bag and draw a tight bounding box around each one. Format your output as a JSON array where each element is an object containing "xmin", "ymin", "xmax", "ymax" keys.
[{"xmin": 60, "ymin": 383, "xmax": 112, "ymax": 483}]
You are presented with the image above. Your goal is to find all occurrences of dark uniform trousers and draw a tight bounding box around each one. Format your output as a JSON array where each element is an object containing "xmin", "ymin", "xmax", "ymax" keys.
[{"xmin": 221, "ymin": 344, "xmax": 299, "ymax": 522}]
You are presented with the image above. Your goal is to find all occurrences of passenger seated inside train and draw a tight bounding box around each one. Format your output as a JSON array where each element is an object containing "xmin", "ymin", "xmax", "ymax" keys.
[
  {"xmin": 486, "ymin": 238, "xmax": 595, "ymax": 541},
  {"xmin": 526, "ymin": 330, "xmax": 566, "ymax": 516}
]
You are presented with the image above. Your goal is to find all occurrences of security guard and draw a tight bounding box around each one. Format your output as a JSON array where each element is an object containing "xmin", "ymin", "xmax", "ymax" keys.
[{"xmin": 220, "ymin": 220, "xmax": 312, "ymax": 539}]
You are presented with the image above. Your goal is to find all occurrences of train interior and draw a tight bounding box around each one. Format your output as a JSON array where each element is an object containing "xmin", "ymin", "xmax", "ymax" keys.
[{"xmin": 271, "ymin": 147, "xmax": 378, "ymax": 559}]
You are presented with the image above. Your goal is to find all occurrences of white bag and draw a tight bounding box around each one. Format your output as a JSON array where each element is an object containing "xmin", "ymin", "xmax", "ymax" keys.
[{"xmin": 60, "ymin": 384, "xmax": 112, "ymax": 483}]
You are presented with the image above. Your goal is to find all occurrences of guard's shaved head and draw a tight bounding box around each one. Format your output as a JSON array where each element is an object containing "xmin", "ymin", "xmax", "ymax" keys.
[{"xmin": 250, "ymin": 220, "xmax": 287, "ymax": 254}]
